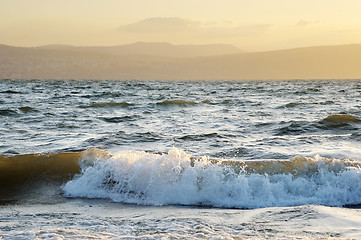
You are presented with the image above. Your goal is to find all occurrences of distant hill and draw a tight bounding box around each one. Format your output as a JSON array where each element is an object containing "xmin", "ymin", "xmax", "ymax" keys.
[
  {"xmin": 35, "ymin": 42, "xmax": 243, "ymax": 58},
  {"xmin": 1, "ymin": 43, "xmax": 361, "ymax": 80},
  {"xmin": 179, "ymin": 44, "xmax": 361, "ymax": 80}
]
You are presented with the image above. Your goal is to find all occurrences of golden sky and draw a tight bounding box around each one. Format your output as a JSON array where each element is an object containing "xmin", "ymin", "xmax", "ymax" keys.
[{"xmin": 1, "ymin": 0, "xmax": 361, "ymax": 51}]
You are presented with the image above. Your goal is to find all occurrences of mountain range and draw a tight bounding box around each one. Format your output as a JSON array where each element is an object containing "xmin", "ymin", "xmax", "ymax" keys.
[
  {"xmin": 35, "ymin": 42, "xmax": 243, "ymax": 58},
  {"xmin": 1, "ymin": 42, "xmax": 361, "ymax": 80}
]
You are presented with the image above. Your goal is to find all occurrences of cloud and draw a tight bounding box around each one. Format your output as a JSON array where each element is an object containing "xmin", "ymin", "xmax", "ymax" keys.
[
  {"xmin": 296, "ymin": 20, "xmax": 319, "ymax": 27},
  {"xmin": 117, "ymin": 17, "xmax": 271, "ymax": 37},
  {"xmin": 117, "ymin": 17, "xmax": 201, "ymax": 33}
]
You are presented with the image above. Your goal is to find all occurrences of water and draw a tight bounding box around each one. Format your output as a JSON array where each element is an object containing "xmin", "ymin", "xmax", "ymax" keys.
[{"xmin": 1, "ymin": 79, "xmax": 361, "ymax": 239}]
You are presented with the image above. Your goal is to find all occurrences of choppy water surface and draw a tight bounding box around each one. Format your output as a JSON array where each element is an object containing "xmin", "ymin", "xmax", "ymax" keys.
[
  {"xmin": 1, "ymin": 79, "xmax": 361, "ymax": 239},
  {"xmin": 1, "ymin": 79, "xmax": 361, "ymax": 159}
]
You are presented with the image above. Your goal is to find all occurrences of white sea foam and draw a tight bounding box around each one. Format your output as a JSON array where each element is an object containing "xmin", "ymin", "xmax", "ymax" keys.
[{"xmin": 63, "ymin": 148, "xmax": 361, "ymax": 209}]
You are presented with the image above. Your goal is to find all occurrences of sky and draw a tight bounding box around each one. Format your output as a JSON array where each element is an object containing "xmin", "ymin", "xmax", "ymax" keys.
[{"xmin": 1, "ymin": 0, "xmax": 361, "ymax": 51}]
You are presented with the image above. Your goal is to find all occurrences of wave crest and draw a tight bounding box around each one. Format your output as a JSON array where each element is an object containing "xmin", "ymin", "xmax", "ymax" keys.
[
  {"xmin": 321, "ymin": 114, "xmax": 361, "ymax": 124},
  {"xmin": 63, "ymin": 148, "xmax": 361, "ymax": 209}
]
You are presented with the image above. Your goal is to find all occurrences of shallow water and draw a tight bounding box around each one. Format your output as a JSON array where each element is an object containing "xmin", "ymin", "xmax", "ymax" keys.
[
  {"xmin": 2, "ymin": 200, "xmax": 361, "ymax": 239},
  {"xmin": 1, "ymin": 79, "xmax": 361, "ymax": 239}
]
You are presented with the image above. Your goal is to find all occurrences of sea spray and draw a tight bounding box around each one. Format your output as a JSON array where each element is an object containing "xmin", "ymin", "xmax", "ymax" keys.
[{"xmin": 63, "ymin": 148, "xmax": 361, "ymax": 209}]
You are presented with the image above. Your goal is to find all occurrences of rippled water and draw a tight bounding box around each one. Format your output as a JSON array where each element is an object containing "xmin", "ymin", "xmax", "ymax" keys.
[
  {"xmin": 1, "ymin": 79, "xmax": 361, "ymax": 239},
  {"xmin": 1, "ymin": 79, "xmax": 361, "ymax": 159}
]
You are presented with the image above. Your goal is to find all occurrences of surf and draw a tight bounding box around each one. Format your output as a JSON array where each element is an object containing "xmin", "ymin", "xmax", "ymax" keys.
[
  {"xmin": 2, "ymin": 147, "xmax": 361, "ymax": 208},
  {"xmin": 63, "ymin": 148, "xmax": 361, "ymax": 209}
]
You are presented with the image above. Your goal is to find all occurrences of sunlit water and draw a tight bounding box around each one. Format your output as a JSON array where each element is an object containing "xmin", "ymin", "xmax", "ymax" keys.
[
  {"xmin": 1, "ymin": 79, "xmax": 361, "ymax": 158},
  {"xmin": 1, "ymin": 79, "xmax": 361, "ymax": 239}
]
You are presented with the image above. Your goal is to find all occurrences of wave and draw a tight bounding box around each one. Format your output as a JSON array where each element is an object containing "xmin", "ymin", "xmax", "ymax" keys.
[
  {"xmin": 0, "ymin": 107, "xmax": 37, "ymax": 116},
  {"xmin": 275, "ymin": 121, "xmax": 314, "ymax": 135},
  {"xmin": 319, "ymin": 114, "xmax": 361, "ymax": 129},
  {"xmin": 0, "ymin": 90, "xmax": 22, "ymax": 94},
  {"xmin": 100, "ymin": 115, "xmax": 140, "ymax": 123},
  {"xmin": 178, "ymin": 133, "xmax": 222, "ymax": 140},
  {"xmin": 0, "ymin": 151, "xmax": 115, "ymax": 203},
  {"xmin": 275, "ymin": 114, "xmax": 361, "ymax": 135},
  {"xmin": 85, "ymin": 131, "xmax": 164, "ymax": 147},
  {"xmin": 0, "ymin": 152, "xmax": 82, "ymax": 188},
  {"xmin": 320, "ymin": 114, "xmax": 361, "ymax": 124},
  {"xmin": 282, "ymin": 102, "xmax": 306, "ymax": 108},
  {"xmin": 18, "ymin": 106, "xmax": 37, "ymax": 113},
  {"xmin": 63, "ymin": 148, "xmax": 361, "ymax": 209},
  {"xmin": 0, "ymin": 109, "xmax": 19, "ymax": 117},
  {"xmin": 157, "ymin": 100, "xmax": 198, "ymax": 106},
  {"xmin": 84, "ymin": 102, "xmax": 133, "ymax": 108},
  {"xmin": 0, "ymin": 152, "xmax": 82, "ymax": 202},
  {"xmin": 280, "ymin": 101, "xmax": 335, "ymax": 108},
  {"xmin": 2, "ymin": 148, "xmax": 361, "ymax": 208}
]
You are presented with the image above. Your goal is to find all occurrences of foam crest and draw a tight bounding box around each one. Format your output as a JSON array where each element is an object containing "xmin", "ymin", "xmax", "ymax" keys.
[{"xmin": 63, "ymin": 148, "xmax": 361, "ymax": 209}]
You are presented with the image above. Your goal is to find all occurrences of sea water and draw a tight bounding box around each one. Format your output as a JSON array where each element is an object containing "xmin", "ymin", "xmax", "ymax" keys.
[{"xmin": 1, "ymin": 79, "xmax": 361, "ymax": 239}]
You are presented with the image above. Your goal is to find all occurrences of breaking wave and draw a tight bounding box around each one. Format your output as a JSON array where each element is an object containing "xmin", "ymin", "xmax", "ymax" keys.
[
  {"xmin": 2, "ymin": 148, "xmax": 361, "ymax": 208},
  {"xmin": 0, "ymin": 152, "xmax": 82, "ymax": 186},
  {"xmin": 0, "ymin": 152, "xmax": 82, "ymax": 201},
  {"xmin": 63, "ymin": 148, "xmax": 361, "ymax": 209}
]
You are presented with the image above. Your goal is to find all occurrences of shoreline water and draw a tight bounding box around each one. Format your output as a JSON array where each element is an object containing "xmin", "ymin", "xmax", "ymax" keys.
[
  {"xmin": 1, "ymin": 79, "xmax": 361, "ymax": 238},
  {"xmin": 2, "ymin": 148, "xmax": 361, "ymax": 209},
  {"xmin": 2, "ymin": 198, "xmax": 361, "ymax": 239}
]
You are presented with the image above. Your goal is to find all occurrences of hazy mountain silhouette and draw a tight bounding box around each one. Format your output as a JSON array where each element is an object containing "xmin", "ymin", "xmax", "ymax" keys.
[
  {"xmin": 36, "ymin": 42, "xmax": 243, "ymax": 58},
  {"xmin": 1, "ymin": 43, "xmax": 361, "ymax": 80}
]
